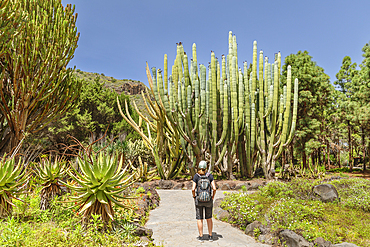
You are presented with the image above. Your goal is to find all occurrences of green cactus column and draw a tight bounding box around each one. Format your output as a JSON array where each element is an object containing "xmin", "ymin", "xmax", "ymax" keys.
[{"xmin": 128, "ymin": 32, "xmax": 299, "ymax": 180}]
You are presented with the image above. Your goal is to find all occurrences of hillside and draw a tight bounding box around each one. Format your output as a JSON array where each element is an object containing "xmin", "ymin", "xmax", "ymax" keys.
[{"xmin": 73, "ymin": 69, "xmax": 153, "ymax": 120}]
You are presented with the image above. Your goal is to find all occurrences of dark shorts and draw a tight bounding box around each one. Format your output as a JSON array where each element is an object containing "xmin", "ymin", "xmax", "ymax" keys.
[{"xmin": 195, "ymin": 204, "xmax": 213, "ymax": 220}]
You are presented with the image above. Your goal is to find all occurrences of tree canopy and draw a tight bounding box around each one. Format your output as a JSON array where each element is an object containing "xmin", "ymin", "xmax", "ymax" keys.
[
  {"xmin": 46, "ymin": 75, "xmax": 141, "ymax": 152},
  {"xmin": 0, "ymin": 0, "xmax": 80, "ymax": 155},
  {"xmin": 282, "ymin": 51, "xmax": 334, "ymax": 168}
]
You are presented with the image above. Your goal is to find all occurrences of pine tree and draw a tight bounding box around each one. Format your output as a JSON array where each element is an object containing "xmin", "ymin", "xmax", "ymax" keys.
[
  {"xmin": 334, "ymin": 56, "xmax": 359, "ymax": 171},
  {"xmin": 282, "ymin": 51, "xmax": 333, "ymax": 169},
  {"xmin": 352, "ymin": 42, "xmax": 370, "ymax": 171}
]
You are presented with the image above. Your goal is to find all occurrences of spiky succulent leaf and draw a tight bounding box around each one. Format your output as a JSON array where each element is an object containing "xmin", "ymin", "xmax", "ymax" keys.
[
  {"xmin": 61, "ymin": 153, "xmax": 136, "ymax": 224},
  {"xmin": 0, "ymin": 155, "xmax": 29, "ymax": 217},
  {"xmin": 34, "ymin": 157, "xmax": 68, "ymax": 186}
]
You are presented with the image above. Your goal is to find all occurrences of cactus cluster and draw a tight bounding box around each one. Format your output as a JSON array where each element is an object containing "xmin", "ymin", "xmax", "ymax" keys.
[
  {"xmin": 117, "ymin": 76, "xmax": 185, "ymax": 180},
  {"xmin": 124, "ymin": 31, "xmax": 298, "ymax": 179}
]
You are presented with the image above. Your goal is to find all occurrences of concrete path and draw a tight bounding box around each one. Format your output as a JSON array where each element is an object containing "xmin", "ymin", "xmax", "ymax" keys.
[{"xmin": 146, "ymin": 190, "xmax": 271, "ymax": 247}]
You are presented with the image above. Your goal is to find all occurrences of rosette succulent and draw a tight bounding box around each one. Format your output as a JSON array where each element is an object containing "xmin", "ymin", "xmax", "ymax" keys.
[
  {"xmin": 34, "ymin": 156, "xmax": 68, "ymax": 210},
  {"xmin": 62, "ymin": 152, "xmax": 135, "ymax": 226},
  {"xmin": 0, "ymin": 155, "xmax": 29, "ymax": 218}
]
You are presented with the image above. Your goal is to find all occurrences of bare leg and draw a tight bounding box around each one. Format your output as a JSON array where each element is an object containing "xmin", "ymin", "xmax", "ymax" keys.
[
  {"xmin": 206, "ymin": 218, "xmax": 213, "ymax": 236},
  {"xmin": 197, "ymin": 219, "xmax": 203, "ymax": 237}
]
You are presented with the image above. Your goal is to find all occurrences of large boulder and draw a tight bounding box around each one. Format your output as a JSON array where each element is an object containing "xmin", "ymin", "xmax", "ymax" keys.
[
  {"xmin": 235, "ymin": 182, "xmax": 251, "ymax": 191},
  {"xmin": 258, "ymin": 233, "xmax": 275, "ymax": 245},
  {"xmin": 245, "ymin": 221, "xmax": 262, "ymax": 237},
  {"xmin": 313, "ymin": 237, "xmax": 332, "ymax": 247},
  {"xmin": 215, "ymin": 209, "xmax": 230, "ymax": 221},
  {"xmin": 279, "ymin": 229, "xmax": 312, "ymax": 247},
  {"xmin": 213, "ymin": 197, "xmax": 223, "ymax": 209},
  {"xmin": 220, "ymin": 183, "xmax": 231, "ymax": 190},
  {"xmin": 185, "ymin": 181, "xmax": 193, "ymax": 190},
  {"xmin": 134, "ymin": 226, "xmax": 153, "ymax": 237},
  {"xmin": 250, "ymin": 182, "xmax": 262, "ymax": 190},
  {"xmin": 172, "ymin": 182, "xmax": 184, "ymax": 190},
  {"xmin": 158, "ymin": 180, "xmax": 174, "ymax": 189},
  {"xmin": 213, "ymin": 198, "xmax": 224, "ymax": 217},
  {"xmin": 313, "ymin": 184, "xmax": 339, "ymax": 202}
]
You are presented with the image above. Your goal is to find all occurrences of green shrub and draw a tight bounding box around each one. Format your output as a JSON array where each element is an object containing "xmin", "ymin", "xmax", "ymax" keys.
[
  {"xmin": 267, "ymin": 198, "xmax": 324, "ymax": 240},
  {"xmin": 222, "ymin": 178, "xmax": 370, "ymax": 246},
  {"xmin": 330, "ymin": 178, "xmax": 370, "ymax": 212},
  {"xmin": 221, "ymin": 192, "xmax": 273, "ymax": 227}
]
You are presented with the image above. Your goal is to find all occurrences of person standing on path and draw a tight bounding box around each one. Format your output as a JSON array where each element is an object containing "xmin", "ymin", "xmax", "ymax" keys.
[{"xmin": 192, "ymin": 160, "xmax": 217, "ymax": 242}]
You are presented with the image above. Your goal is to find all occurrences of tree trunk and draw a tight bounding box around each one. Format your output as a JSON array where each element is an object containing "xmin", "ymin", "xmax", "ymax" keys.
[
  {"xmin": 238, "ymin": 135, "xmax": 247, "ymax": 178},
  {"xmin": 348, "ymin": 122, "xmax": 353, "ymax": 172},
  {"xmin": 362, "ymin": 127, "xmax": 366, "ymax": 172},
  {"xmin": 290, "ymin": 143, "xmax": 295, "ymax": 165},
  {"xmin": 327, "ymin": 141, "xmax": 330, "ymax": 169},
  {"xmin": 337, "ymin": 139, "xmax": 341, "ymax": 168},
  {"xmin": 0, "ymin": 130, "xmax": 24, "ymax": 157},
  {"xmin": 311, "ymin": 152, "xmax": 316, "ymax": 170},
  {"xmin": 227, "ymin": 152, "xmax": 235, "ymax": 180},
  {"xmin": 302, "ymin": 145, "xmax": 307, "ymax": 169}
]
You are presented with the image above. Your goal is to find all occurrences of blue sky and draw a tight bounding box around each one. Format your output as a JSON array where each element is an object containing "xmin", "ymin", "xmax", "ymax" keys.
[{"xmin": 61, "ymin": 0, "xmax": 370, "ymax": 86}]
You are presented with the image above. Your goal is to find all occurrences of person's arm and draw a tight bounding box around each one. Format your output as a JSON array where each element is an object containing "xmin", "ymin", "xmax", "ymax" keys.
[
  {"xmin": 211, "ymin": 180, "xmax": 216, "ymax": 200},
  {"xmin": 192, "ymin": 181, "xmax": 197, "ymax": 199}
]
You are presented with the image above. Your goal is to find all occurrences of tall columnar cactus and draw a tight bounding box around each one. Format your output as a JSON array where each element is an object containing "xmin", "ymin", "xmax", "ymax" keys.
[
  {"xmin": 248, "ymin": 42, "xmax": 298, "ymax": 179},
  {"xmin": 134, "ymin": 31, "xmax": 298, "ymax": 179},
  {"xmin": 117, "ymin": 68, "xmax": 185, "ymax": 180}
]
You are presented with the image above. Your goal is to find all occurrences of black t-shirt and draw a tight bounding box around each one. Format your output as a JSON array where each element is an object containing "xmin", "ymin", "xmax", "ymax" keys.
[
  {"xmin": 193, "ymin": 173, "xmax": 214, "ymax": 207},
  {"xmin": 193, "ymin": 173, "xmax": 214, "ymax": 184}
]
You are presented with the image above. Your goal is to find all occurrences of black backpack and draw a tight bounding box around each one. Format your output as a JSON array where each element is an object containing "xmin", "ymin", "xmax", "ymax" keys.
[{"xmin": 197, "ymin": 173, "xmax": 212, "ymax": 202}]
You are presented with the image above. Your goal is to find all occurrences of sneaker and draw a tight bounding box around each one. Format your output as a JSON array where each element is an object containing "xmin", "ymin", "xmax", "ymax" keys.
[
  {"xmin": 196, "ymin": 236, "xmax": 204, "ymax": 242},
  {"xmin": 209, "ymin": 235, "xmax": 213, "ymax": 242}
]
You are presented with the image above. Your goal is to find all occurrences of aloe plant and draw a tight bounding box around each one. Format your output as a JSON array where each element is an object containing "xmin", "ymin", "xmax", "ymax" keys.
[
  {"xmin": 0, "ymin": 155, "xmax": 29, "ymax": 218},
  {"xmin": 62, "ymin": 152, "xmax": 135, "ymax": 226},
  {"xmin": 34, "ymin": 156, "xmax": 68, "ymax": 210}
]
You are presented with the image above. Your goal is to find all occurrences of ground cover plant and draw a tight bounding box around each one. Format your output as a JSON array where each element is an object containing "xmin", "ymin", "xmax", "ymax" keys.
[{"xmin": 221, "ymin": 177, "xmax": 370, "ymax": 246}]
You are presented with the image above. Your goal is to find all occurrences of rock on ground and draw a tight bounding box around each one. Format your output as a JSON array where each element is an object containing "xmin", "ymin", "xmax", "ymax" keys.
[
  {"xmin": 312, "ymin": 184, "xmax": 339, "ymax": 202},
  {"xmin": 279, "ymin": 229, "xmax": 312, "ymax": 247}
]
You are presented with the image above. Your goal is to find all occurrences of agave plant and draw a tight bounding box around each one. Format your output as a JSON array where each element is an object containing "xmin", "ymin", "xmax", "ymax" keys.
[
  {"xmin": 0, "ymin": 155, "xmax": 29, "ymax": 218},
  {"xmin": 34, "ymin": 156, "xmax": 68, "ymax": 210},
  {"xmin": 62, "ymin": 152, "xmax": 135, "ymax": 226}
]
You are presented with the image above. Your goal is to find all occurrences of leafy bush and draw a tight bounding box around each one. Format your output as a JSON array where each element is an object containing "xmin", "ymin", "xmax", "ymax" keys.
[
  {"xmin": 330, "ymin": 178, "xmax": 370, "ymax": 212},
  {"xmin": 221, "ymin": 178, "xmax": 370, "ymax": 246},
  {"xmin": 221, "ymin": 192, "xmax": 274, "ymax": 228},
  {"xmin": 267, "ymin": 198, "xmax": 324, "ymax": 240}
]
